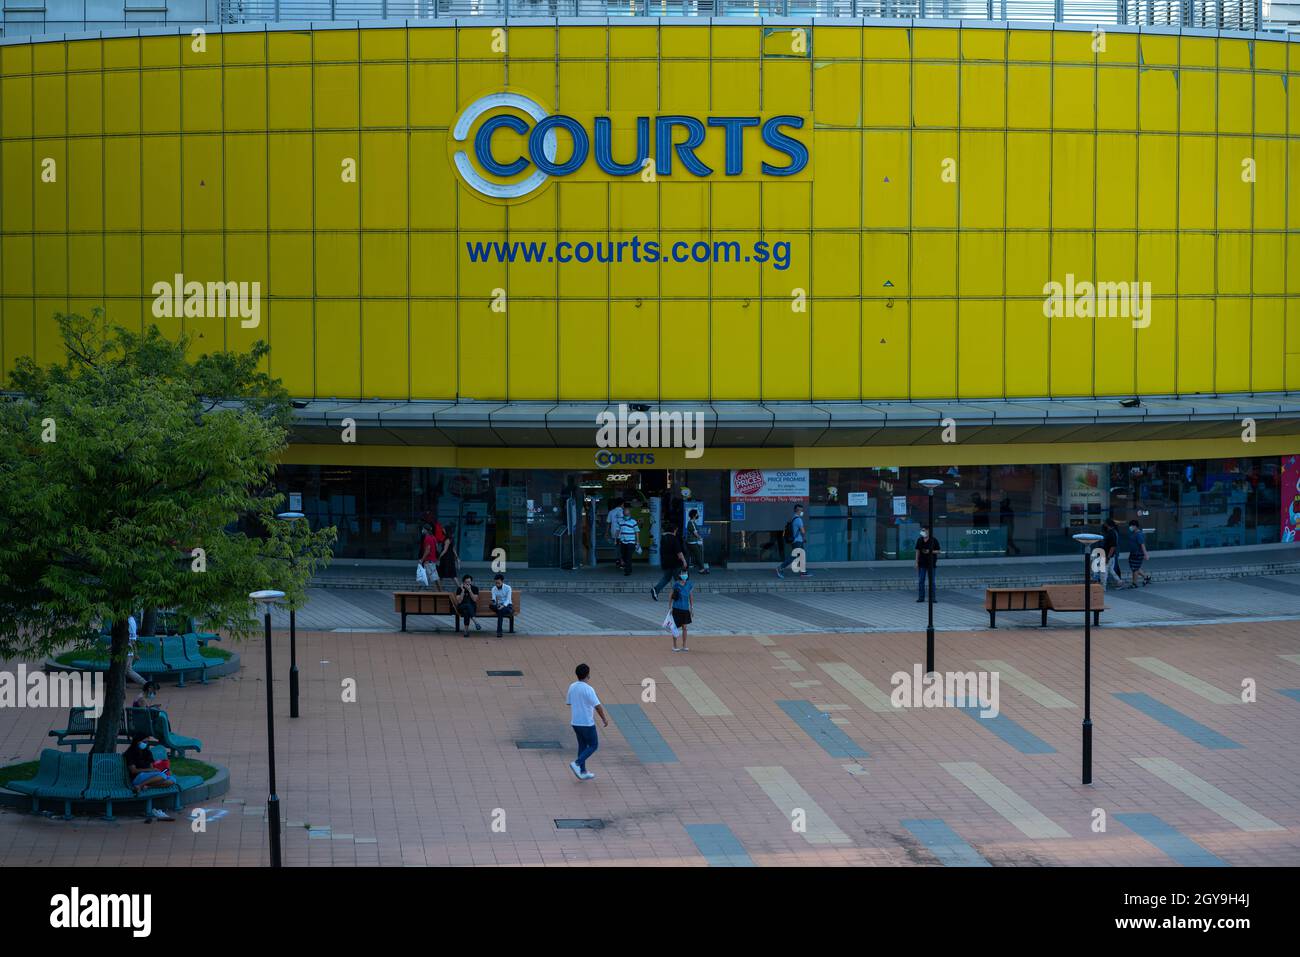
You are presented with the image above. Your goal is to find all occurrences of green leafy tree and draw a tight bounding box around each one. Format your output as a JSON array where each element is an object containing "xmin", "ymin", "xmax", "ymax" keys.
[{"xmin": 0, "ymin": 311, "xmax": 335, "ymax": 752}]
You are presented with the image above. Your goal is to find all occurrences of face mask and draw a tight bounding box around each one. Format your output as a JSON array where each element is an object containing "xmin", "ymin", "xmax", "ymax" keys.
[
  {"xmin": 138, "ymin": 742, "xmax": 148, "ymax": 749},
  {"xmin": 679, "ymin": 573, "xmax": 688, "ymax": 581},
  {"xmin": 921, "ymin": 532, "xmax": 929, "ymax": 539}
]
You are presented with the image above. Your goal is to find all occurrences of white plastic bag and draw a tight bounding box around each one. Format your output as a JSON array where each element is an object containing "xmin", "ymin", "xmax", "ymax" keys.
[
  {"xmin": 416, "ymin": 563, "xmax": 430, "ymax": 587},
  {"xmin": 661, "ymin": 611, "xmax": 680, "ymax": 640}
]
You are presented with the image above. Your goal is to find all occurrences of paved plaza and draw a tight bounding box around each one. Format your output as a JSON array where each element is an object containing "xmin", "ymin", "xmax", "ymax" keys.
[{"xmin": 1, "ymin": 605, "xmax": 1297, "ymax": 866}]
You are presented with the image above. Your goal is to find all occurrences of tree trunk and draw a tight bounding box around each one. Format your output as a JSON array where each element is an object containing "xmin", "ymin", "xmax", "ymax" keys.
[
  {"xmin": 91, "ymin": 619, "xmax": 129, "ymax": 753},
  {"xmin": 141, "ymin": 607, "xmax": 158, "ymax": 637}
]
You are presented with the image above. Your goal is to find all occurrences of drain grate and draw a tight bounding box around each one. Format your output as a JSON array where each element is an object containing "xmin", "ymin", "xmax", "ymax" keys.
[
  {"xmin": 555, "ymin": 818, "xmax": 605, "ymax": 830},
  {"xmin": 487, "ymin": 670, "xmax": 524, "ymax": 677},
  {"xmin": 515, "ymin": 740, "xmax": 562, "ymax": 750}
]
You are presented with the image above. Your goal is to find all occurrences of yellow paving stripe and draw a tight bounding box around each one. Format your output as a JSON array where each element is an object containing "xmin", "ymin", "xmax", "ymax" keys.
[
  {"xmin": 1127, "ymin": 657, "xmax": 1239, "ymax": 704},
  {"xmin": 941, "ymin": 762, "xmax": 1070, "ymax": 839},
  {"xmin": 751, "ymin": 635, "xmax": 777, "ymax": 647},
  {"xmin": 1280, "ymin": 654, "xmax": 1300, "ymax": 667},
  {"xmin": 661, "ymin": 666, "xmax": 733, "ymax": 717},
  {"xmin": 817, "ymin": 662, "xmax": 899, "ymax": 714},
  {"xmin": 745, "ymin": 766, "xmax": 852, "ymax": 846},
  {"xmin": 1132, "ymin": 757, "xmax": 1284, "ymax": 832},
  {"xmin": 974, "ymin": 659, "xmax": 1076, "ymax": 709},
  {"xmin": 771, "ymin": 650, "xmax": 806, "ymax": 673}
]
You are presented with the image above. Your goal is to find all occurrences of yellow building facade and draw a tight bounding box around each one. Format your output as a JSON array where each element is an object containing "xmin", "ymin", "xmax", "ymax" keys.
[{"xmin": 3, "ymin": 21, "xmax": 1300, "ymax": 403}]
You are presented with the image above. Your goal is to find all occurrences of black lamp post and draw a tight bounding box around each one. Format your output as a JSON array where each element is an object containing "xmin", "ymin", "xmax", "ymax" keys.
[
  {"xmin": 251, "ymin": 589, "xmax": 286, "ymax": 867},
  {"xmin": 918, "ymin": 479, "xmax": 944, "ymax": 675},
  {"xmin": 277, "ymin": 511, "xmax": 306, "ymax": 719},
  {"xmin": 1072, "ymin": 532, "xmax": 1104, "ymax": 786}
]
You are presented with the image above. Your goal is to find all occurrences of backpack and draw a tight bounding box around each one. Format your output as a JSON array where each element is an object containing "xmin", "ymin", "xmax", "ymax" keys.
[{"xmin": 783, "ymin": 520, "xmax": 795, "ymax": 544}]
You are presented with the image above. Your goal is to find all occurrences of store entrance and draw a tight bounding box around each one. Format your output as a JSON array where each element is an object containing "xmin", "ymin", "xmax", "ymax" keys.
[{"xmin": 568, "ymin": 468, "xmax": 668, "ymax": 569}]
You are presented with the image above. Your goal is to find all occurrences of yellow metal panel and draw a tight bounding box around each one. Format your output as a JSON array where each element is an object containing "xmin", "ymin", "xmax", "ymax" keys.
[
  {"xmin": 957, "ymin": 299, "xmax": 1003, "ymax": 398},
  {"xmin": 362, "ymin": 233, "xmax": 408, "ymax": 298},
  {"xmin": 861, "ymin": 300, "xmax": 908, "ymax": 399},
  {"xmin": 408, "ymin": 26, "xmax": 454, "ymax": 60},
  {"xmin": 961, "ymin": 29, "xmax": 1005, "ymax": 63},
  {"xmin": 608, "ymin": 61, "xmax": 655, "ymax": 113},
  {"xmin": 1051, "ymin": 132, "xmax": 1094, "ymax": 230},
  {"xmin": 911, "ymin": 130, "xmax": 957, "ymax": 228},
  {"xmin": 711, "ymin": 60, "xmax": 760, "ymax": 113},
  {"xmin": 863, "ymin": 131, "xmax": 909, "ymax": 227},
  {"xmin": 762, "ymin": 300, "xmax": 809, "ymax": 400},
  {"xmin": 506, "ymin": 231, "xmax": 556, "ymax": 298},
  {"xmin": 712, "ymin": 25, "xmax": 760, "ymax": 58},
  {"xmin": 761, "ymin": 235, "xmax": 809, "ymax": 299},
  {"xmin": 1253, "ymin": 299, "xmax": 1285, "ymax": 391},
  {"xmin": 1180, "ymin": 134, "xmax": 1216, "ymax": 230},
  {"xmin": 35, "ymin": 298, "xmax": 71, "ymax": 365},
  {"xmin": 558, "ymin": 300, "xmax": 609, "ymax": 400},
  {"xmin": 712, "ymin": 232, "xmax": 761, "ymax": 299},
  {"xmin": 1254, "ymin": 73, "xmax": 1286, "ymax": 135},
  {"xmin": 1177, "ymin": 298, "xmax": 1214, "ymax": 392},
  {"xmin": 1217, "ymin": 233, "xmax": 1251, "ymax": 294},
  {"xmin": 813, "ymin": 61, "xmax": 861, "ymax": 127},
  {"xmin": 411, "ymin": 131, "xmax": 456, "ymax": 230},
  {"xmin": 661, "ymin": 26, "xmax": 710, "ymax": 58},
  {"xmin": 225, "ymin": 66, "xmax": 267, "ymax": 131},
  {"xmin": 659, "ymin": 232, "xmax": 710, "ymax": 297},
  {"xmin": 811, "ymin": 300, "xmax": 859, "ymax": 399},
  {"xmin": 1004, "ymin": 231, "xmax": 1050, "ymax": 296},
  {"xmin": 912, "ymin": 232, "xmax": 956, "ymax": 296},
  {"xmin": 2, "ymin": 298, "xmax": 34, "ymax": 379},
  {"xmin": 268, "ymin": 65, "xmax": 312, "ymax": 130},
  {"xmin": 815, "ymin": 26, "xmax": 861, "ymax": 60},
  {"xmin": 141, "ymin": 69, "xmax": 180, "ymax": 133},
  {"xmin": 1215, "ymin": 298, "xmax": 1251, "ymax": 392},
  {"xmin": 315, "ymin": 232, "xmax": 361, "ymax": 298},
  {"xmin": 33, "ymin": 74, "xmax": 65, "ymax": 136},
  {"xmin": 910, "ymin": 301, "xmax": 956, "ymax": 399},
  {"xmin": 864, "ymin": 62, "xmax": 910, "ymax": 127},
  {"xmin": 181, "ymin": 68, "xmax": 220, "ymax": 132},
  {"xmin": 141, "ymin": 36, "xmax": 180, "ymax": 68},
  {"xmin": 1256, "ymin": 39, "xmax": 1286, "ymax": 71},
  {"xmin": 913, "ymin": 63, "xmax": 957, "ymax": 127},
  {"xmin": 1140, "ymin": 35, "xmax": 1178, "ymax": 67},
  {"xmin": 1140, "ymin": 293, "xmax": 1179, "ymax": 394},
  {"xmin": 913, "ymin": 28, "xmax": 957, "ymax": 61},
  {"xmin": 141, "ymin": 135, "xmax": 180, "ymax": 230},
  {"xmin": 1215, "ymin": 135, "xmax": 1251, "ymax": 230},
  {"xmin": 1137, "ymin": 231, "xmax": 1177, "ymax": 301},
  {"xmin": 314, "ymin": 64, "xmax": 359, "ymax": 129},
  {"xmin": 1007, "ymin": 64, "xmax": 1050, "ymax": 129},
  {"xmin": 1053, "ymin": 31, "xmax": 1095, "ymax": 64},
  {"xmin": 103, "ymin": 235, "xmax": 140, "ymax": 297},
  {"xmin": 1097, "ymin": 66, "xmax": 1137, "ymax": 130},
  {"xmin": 711, "ymin": 300, "xmax": 761, "ymax": 400},
  {"xmin": 2, "ymin": 76, "xmax": 33, "ymax": 137},
  {"xmin": 609, "ymin": 231, "xmax": 659, "ymax": 299},
  {"xmin": 410, "ymin": 62, "xmax": 456, "ymax": 125},
  {"xmin": 1254, "ymin": 136, "xmax": 1286, "ymax": 231},
  {"xmin": 608, "ymin": 25, "xmax": 655, "ymax": 59},
  {"xmin": 861, "ymin": 232, "xmax": 909, "ymax": 297},
  {"xmin": 1052, "ymin": 231, "xmax": 1093, "ymax": 289},
  {"xmin": 1007, "ymin": 29, "xmax": 1050, "ymax": 63},
  {"xmin": 224, "ymin": 32, "xmax": 266, "ymax": 66},
  {"xmin": 1291, "ymin": 143, "xmax": 1300, "ymax": 229},
  {"xmin": 360, "ymin": 28, "xmax": 407, "ymax": 61},
  {"xmin": 34, "ymin": 140, "xmax": 66, "ymax": 233},
  {"xmin": 315, "ymin": 132, "xmax": 360, "ymax": 230},
  {"xmin": 225, "ymin": 134, "xmax": 267, "ymax": 230},
  {"xmin": 1052, "ymin": 65, "xmax": 1094, "ymax": 131},
  {"xmin": 762, "ymin": 181, "xmax": 809, "ymax": 231},
  {"xmin": 812, "ymin": 130, "xmax": 860, "ymax": 228},
  {"xmin": 142, "ymin": 234, "xmax": 181, "ymax": 298},
  {"xmin": 1180, "ymin": 37, "xmax": 1216, "ymax": 69},
  {"xmin": 268, "ymin": 300, "xmax": 315, "ymax": 398},
  {"xmin": 1095, "ymin": 133, "xmax": 1136, "ymax": 229},
  {"xmin": 67, "ymin": 73, "xmax": 102, "ymax": 135},
  {"xmin": 1138, "ymin": 68, "xmax": 1177, "ymax": 132},
  {"xmin": 314, "ymin": 300, "xmax": 361, "ymax": 398},
  {"xmin": 1137, "ymin": 135, "xmax": 1177, "ymax": 228},
  {"xmin": 268, "ymin": 133, "xmax": 313, "ymax": 229},
  {"xmin": 862, "ymin": 28, "xmax": 910, "ymax": 60},
  {"xmin": 314, "ymin": 29, "xmax": 359, "ymax": 63},
  {"xmin": 1094, "ymin": 296, "xmax": 1137, "ymax": 397},
  {"xmin": 102, "ymin": 38, "xmax": 139, "ymax": 70},
  {"xmin": 33, "ymin": 235, "xmax": 67, "ymax": 297},
  {"xmin": 1178, "ymin": 234, "xmax": 1215, "ymax": 295},
  {"xmin": 361, "ymin": 131, "xmax": 407, "ymax": 229},
  {"xmin": 105, "ymin": 71, "xmax": 140, "ymax": 133},
  {"xmin": 361, "ymin": 63, "xmax": 407, "ymax": 128},
  {"xmin": 410, "ymin": 300, "xmax": 457, "ymax": 399},
  {"xmin": 362, "ymin": 301, "xmax": 408, "ymax": 399},
  {"xmin": 611, "ymin": 300, "xmax": 658, "ymax": 399},
  {"xmin": 269, "ymin": 234, "xmax": 313, "ymax": 297},
  {"xmin": 506, "ymin": 305, "xmax": 559, "ymax": 404},
  {"xmin": 66, "ymin": 37, "xmax": 102, "ymax": 71},
  {"xmin": 1049, "ymin": 314, "xmax": 1092, "ymax": 398},
  {"xmin": 226, "ymin": 232, "xmax": 267, "ymax": 292},
  {"xmin": 1, "ymin": 235, "xmax": 32, "ymax": 295},
  {"xmin": 1005, "ymin": 132, "xmax": 1049, "ymax": 228},
  {"xmin": 763, "ymin": 59, "xmax": 811, "ymax": 114},
  {"xmin": 182, "ymin": 135, "xmax": 222, "ymax": 231},
  {"xmin": 67, "ymin": 138, "xmax": 103, "ymax": 231},
  {"xmin": 1, "ymin": 141, "xmax": 32, "ymax": 233},
  {"xmin": 1179, "ymin": 70, "xmax": 1216, "ymax": 133},
  {"xmin": 959, "ymin": 232, "xmax": 1003, "ymax": 298},
  {"xmin": 1217, "ymin": 71, "xmax": 1252, "ymax": 135},
  {"xmin": 660, "ymin": 301, "xmax": 709, "ymax": 400},
  {"xmin": 409, "ymin": 233, "xmax": 455, "ymax": 299},
  {"xmin": 960, "ymin": 63, "xmax": 1005, "ymax": 128},
  {"xmin": 812, "ymin": 232, "xmax": 860, "ymax": 298}
]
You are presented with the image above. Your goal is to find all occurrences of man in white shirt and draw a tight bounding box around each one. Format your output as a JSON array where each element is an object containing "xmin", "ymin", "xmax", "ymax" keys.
[
  {"xmin": 617, "ymin": 512, "xmax": 640, "ymax": 578},
  {"xmin": 566, "ymin": 663, "xmax": 608, "ymax": 781},
  {"xmin": 606, "ymin": 498, "xmax": 625, "ymax": 569},
  {"xmin": 489, "ymin": 573, "xmax": 513, "ymax": 637}
]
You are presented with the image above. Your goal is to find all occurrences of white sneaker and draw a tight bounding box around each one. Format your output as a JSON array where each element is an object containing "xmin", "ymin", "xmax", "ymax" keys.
[
  {"xmin": 149, "ymin": 808, "xmax": 172, "ymax": 821},
  {"xmin": 569, "ymin": 761, "xmax": 582, "ymax": 780},
  {"xmin": 580, "ymin": 772, "xmax": 595, "ymax": 780}
]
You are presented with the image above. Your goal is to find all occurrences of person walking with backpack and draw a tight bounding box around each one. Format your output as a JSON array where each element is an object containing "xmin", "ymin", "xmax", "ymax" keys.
[
  {"xmin": 617, "ymin": 509, "xmax": 640, "ymax": 577},
  {"xmin": 651, "ymin": 522, "xmax": 688, "ymax": 600},
  {"xmin": 684, "ymin": 508, "xmax": 709, "ymax": 574},
  {"xmin": 1127, "ymin": 519, "xmax": 1151, "ymax": 587},
  {"xmin": 776, "ymin": 504, "xmax": 810, "ymax": 579}
]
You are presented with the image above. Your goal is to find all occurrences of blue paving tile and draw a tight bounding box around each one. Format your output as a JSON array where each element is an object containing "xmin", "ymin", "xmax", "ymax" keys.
[
  {"xmin": 901, "ymin": 818, "xmax": 991, "ymax": 867},
  {"xmin": 956, "ymin": 707, "xmax": 1056, "ymax": 754},
  {"xmin": 776, "ymin": 700, "xmax": 870, "ymax": 759},
  {"xmin": 1116, "ymin": 813, "xmax": 1228, "ymax": 867},
  {"xmin": 685, "ymin": 823, "xmax": 754, "ymax": 867},
  {"xmin": 1279, "ymin": 689, "xmax": 1300, "ymax": 703},
  {"xmin": 605, "ymin": 703, "xmax": 678, "ymax": 763},
  {"xmin": 1113, "ymin": 692, "xmax": 1243, "ymax": 749}
]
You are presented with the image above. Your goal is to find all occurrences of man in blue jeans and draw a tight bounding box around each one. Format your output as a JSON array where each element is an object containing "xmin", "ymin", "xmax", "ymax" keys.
[
  {"xmin": 776, "ymin": 504, "xmax": 810, "ymax": 578},
  {"xmin": 566, "ymin": 662, "xmax": 609, "ymax": 781},
  {"xmin": 915, "ymin": 526, "xmax": 941, "ymax": 603}
]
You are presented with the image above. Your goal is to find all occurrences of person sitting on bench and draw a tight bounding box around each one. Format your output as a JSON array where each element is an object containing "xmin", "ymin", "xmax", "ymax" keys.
[
  {"xmin": 454, "ymin": 575, "xmax": 481, "ymax": 637},
  {"xmin": 125, "ymin": 733, "xmax": 177, "ymax": 820},
  {"xmin": 490, "ymin": 573, "xmax": 513, "ymax": 638}
]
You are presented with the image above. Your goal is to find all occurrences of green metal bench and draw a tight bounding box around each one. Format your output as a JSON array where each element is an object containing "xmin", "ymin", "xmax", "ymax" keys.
[
  {"xmin": 85, "ymin": 753, "xmax": 180, "ymax": 822},
  {"xmin": 10, "ymin": 750, "xmax": 91, "ymax": 819},
  {"xmin": 48, "ymin": 707, "xmax": 129, "ymax": 752},
  {"xmin": 159, "ymin": 635, "xmax": 210, "ymax": 687},
  {"xmin": 126, "ymin": 707, "xmax": 203, "ymax": 758}
]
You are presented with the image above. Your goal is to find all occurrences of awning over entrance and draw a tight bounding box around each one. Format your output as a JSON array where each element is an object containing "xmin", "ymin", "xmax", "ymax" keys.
[{"xmin": 288, "ymin": 396, "xmax": 1300, "ymax": 448}]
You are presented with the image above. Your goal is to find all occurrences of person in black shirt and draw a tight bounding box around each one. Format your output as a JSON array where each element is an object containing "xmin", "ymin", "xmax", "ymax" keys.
[
  {"xmin": 1101, "ymin": 519, "xmax": 1124, "ymax": 589},
  {"xmin": 454, "ymin": 575, "xmax": 481, "ymax": 636},
  {"xmin": 915, "ymin": 526, "xmax": 941, "ymax": 603},
  {"xmin": 651, "ymin": 523, "xmax": 687, "ymax": 601},
  {"xmin": 125, "ymin": 733, "xmax": 176, "ymax": 820}
]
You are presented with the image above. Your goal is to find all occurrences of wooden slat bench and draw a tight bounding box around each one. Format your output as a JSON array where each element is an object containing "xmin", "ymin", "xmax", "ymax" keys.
[
  {"xmin": 393, "ymin": 591, "xmax": 521, "ymax": 633},
  {"xmin": 985, "ymin": 584, "xmax": 1106, "ymax": 628}
]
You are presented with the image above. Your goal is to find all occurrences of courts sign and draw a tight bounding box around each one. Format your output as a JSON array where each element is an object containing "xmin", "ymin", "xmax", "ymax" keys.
[{"xmin": 452, "ymin": 92, "xmax": 809, "ymax": 199}]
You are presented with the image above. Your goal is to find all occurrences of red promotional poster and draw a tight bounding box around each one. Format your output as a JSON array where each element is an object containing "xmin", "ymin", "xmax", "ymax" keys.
[{"xmin": 1282, "ymin": 455, "xmax": 1300, "ymax": 543}]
